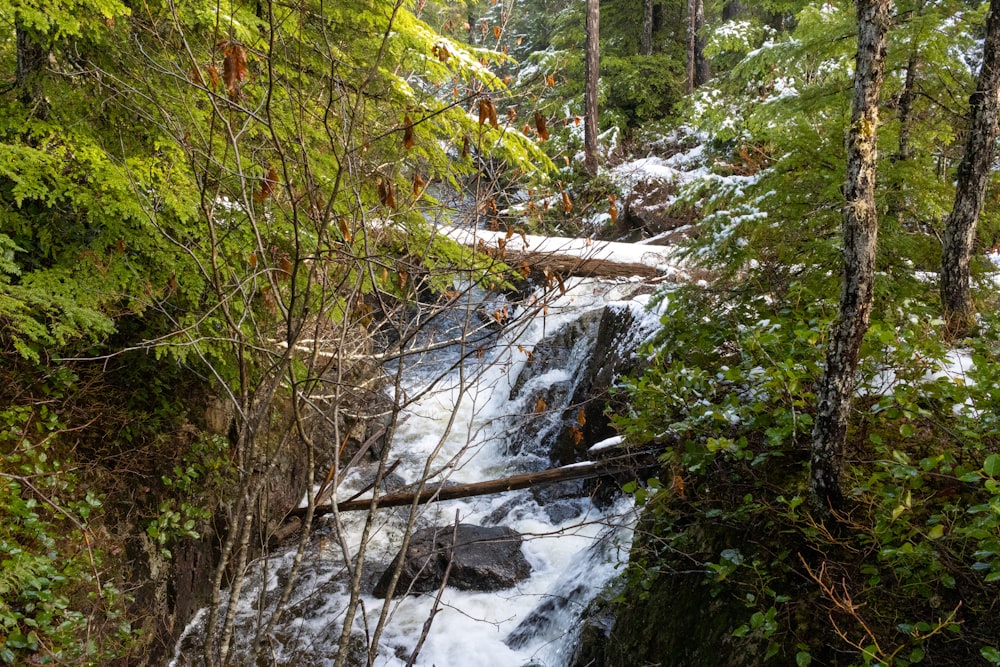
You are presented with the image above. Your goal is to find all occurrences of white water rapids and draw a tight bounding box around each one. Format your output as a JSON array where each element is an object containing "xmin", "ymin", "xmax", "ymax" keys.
[{"xmin": 170, "ymin": 277, "xmax": 659, "ymax": 667}]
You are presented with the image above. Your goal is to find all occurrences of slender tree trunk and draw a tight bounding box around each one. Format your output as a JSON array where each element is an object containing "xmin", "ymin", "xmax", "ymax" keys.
[
  {"xmin": 895, "ymin": 51, "xmax": 919, "ymax": 162},
  {"xmin": 584, "ymin": 0, "xmax": 600, "ymax": 176},
  {"xmin": 686, "ymin": 0, "xmax": 708, "ymax": 92},
  {"xmin": 810, "ymin": 0, "xmax": 892, "ymax": 519},
  {"xmin": 722, "ymin": 0, "xmax": 742, "ymax": 21},
  {"xmin": 642, "ymin": 0, "xmax": 654, "ymax": 56},
  {"xmin": 940, "ymin": 0, "xmax": 1000, "ymax": 336},
  {"xmin": 15, "ymin": 20, "xmax": 46, "ymax": 110}
]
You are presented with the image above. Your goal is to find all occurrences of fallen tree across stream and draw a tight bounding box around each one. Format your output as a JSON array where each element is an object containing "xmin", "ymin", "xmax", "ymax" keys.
[
  {"xmin": 286, "ymin": 447, "xmax": 659, "ymax": 519},
  {"xmin": 443, "ymin": 227, "xmax": 681, "ymax": 280}
]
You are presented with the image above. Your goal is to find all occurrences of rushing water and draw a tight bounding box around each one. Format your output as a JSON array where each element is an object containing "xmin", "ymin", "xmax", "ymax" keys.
[{"xmin": 170, "ymin": 277, "xmax": 656, "ymax": 667}]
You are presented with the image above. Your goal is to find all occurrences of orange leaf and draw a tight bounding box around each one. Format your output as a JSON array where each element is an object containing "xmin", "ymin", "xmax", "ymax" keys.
[
  {"xmin": 576, "ymin": 408, "xmax": 587, "ymax": 426},
  {"xmin": 546, "ymin": 74, "xmax": 555, "ymax": 87},
  {"xmin": 535, "ymin": 397, "xmax": 547, "ymax": 413},
  {"xmin": 493, "ymin": 25, "xmax": 501, "ymax": 39},
  {"xmin": 338, "ymin": 217, "xmax": 352, "ymax": 242},
  {"xmin": 206, "ymin": 65, "xmax": 220, "ymax": 90},
  {"xmin": 534, "ymin": 111, "xmax": 549, "ymax": 141},
  {"xmin": 610, "ymin": 201, "xmax": 619, "ymax": 224},
  {"xmin": 412, "ymin": 172, "xmax": 426, "ymax": 197},
  {"xmin": 377, "ymin": 178, "xmax": 396, "ymax": 209},
  {"xmin": 570, "ymin": 426, "xmax": 584, "ymax": 445},
  {"xmin": 517, "ymin": 36, "xmax": 523, "ymax": 45},
  {"xmin": 254, "ymin": 166, "xmax": 279, "ymax": 202},
  {"xmin": 561, "ymin": 191, "xmax": 572, "ymax": 213},
  {"xmin": 223, "ymin": 44, "xmax": 248, "ymax": 99},
  {"xmin": 403, "ymin": 115, "xmax": 415, "ymax": 149},
  {"xmin": 673, "ymin": 474, "xmax": 686, "ymax": 498}
]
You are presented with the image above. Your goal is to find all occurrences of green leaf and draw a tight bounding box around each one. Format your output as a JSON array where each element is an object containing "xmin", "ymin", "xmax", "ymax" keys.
[
  {"xmin": 984, "ymin": 454, "xmax": 1000, "ymax": 478},
  {"xmin": 981, "ymin": 646, "xmax": 1000, "ymax": 665},
  {"xmin": 796, "ymin": 651, "xmax": 812, "ymax": 666}
]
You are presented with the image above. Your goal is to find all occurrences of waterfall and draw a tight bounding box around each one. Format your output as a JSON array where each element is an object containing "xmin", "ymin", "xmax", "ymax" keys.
[{"xmin": 169, "ymin": 277, "xmax": 659, "ymax": 667}]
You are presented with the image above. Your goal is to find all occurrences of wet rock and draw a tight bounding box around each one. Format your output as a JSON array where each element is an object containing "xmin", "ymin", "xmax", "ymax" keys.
[{"xmin": 373, "ymin": 524, "xmax": 530, "ymax": 598}]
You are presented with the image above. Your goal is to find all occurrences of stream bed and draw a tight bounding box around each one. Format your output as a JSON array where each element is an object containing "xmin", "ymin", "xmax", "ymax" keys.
[{"xmin": 170, "ymin": 277, "xmax": 659, "ymax": 666}]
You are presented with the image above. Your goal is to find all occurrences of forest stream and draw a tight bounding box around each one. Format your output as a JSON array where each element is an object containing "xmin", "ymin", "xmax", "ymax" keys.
[{"xmin": 169, "ymin": 274, "xmax": 662, "ymax": 667}]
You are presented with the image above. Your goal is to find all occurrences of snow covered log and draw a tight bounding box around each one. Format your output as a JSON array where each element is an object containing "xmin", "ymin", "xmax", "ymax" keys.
[{"xmin": 444, "ymin": 227, "xmax": 680, "ymax": 280}]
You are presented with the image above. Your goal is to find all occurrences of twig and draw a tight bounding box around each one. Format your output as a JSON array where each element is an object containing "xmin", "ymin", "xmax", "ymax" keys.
[{"xmin": 406, "ymin": 509, "xmax": 460, "ymax": 667}]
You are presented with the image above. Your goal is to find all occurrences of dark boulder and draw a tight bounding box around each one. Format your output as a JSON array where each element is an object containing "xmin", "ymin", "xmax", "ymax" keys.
[{"xmin": 373, "ymin": 524, "xmax": 530, "ymax": 598}]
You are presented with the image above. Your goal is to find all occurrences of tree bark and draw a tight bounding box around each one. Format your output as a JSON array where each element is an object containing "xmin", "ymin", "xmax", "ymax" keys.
[
  {"xmin": 642, "ymin": 0, "xmax": 654, "ymax": 56},
  {"xmin": 288, "ymin": 450, "xmax": 656, "ymax": 516},
  {"xmin": 15, "ymin": 19, "xmax": 47, "ymax": 110},
  {"xmin": 809, "ymin": 0, "xmax": 892, "ymax": 519},
  {"xmin": 940, "ymin": 0, "xmax": 1000, "ymax": 337},
  {"xmin": 895, "ymin": 50, "xmax": 919, "ymax": 163},
  {"xmin": 686, "ymin": 0, "xmax": 708, "ymax": 92},
  {"xmin": 584, "ymin": 0, "xmax": 600, "ymax": 176},
  {"xmin": 722, "ymin": 0, "xmax": 742, "ymax": 21}
]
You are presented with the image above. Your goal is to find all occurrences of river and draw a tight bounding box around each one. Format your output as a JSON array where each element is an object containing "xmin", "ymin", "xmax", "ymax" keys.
[{"xmin": 170, "ymin": 276, "xmax": 659, "ymax": 666}]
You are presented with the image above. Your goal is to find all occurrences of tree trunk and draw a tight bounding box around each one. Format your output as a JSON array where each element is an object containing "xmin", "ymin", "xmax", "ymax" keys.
[
  {"xmin": 584, "ymin": 0, "xmax": 600, "ymax": 176},
  {"xmin": 895, "ymin": 50, "xmax": 919, "ymax": 163},
  {"xmin": 289, "ymin": 449, "xmax": 658, "ymax": 516},
  {"xmin": 642, "ymin": 0, "xmax": 654, "ymax": 56},
  {"xmin": 809, "ymin": 0, "xmax": 892, "ymax": 519},
  {"xmin": 15, "ymin": 19, "xmax": 47, "ymax": 110},
  {"xmin": 686, "ymin": 0, "xmax": 708, "ymax": 92},
  {"xmin": 940, "ymin": 0, "xmax": 1000, "ymax": 337},
  {"xmin": 722, "ymin": 0, "xmax": 742, "ymax": 21}
]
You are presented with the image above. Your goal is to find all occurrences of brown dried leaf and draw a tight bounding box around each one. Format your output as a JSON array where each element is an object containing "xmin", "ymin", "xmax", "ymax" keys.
[
  {"xmin": 534, "ymin": 111, "xmax": 549, "ymax": 141},
  {"xmin": 412, "ymin": 172, "xmax": 426, "ymax": 197},
  {"xmin": 561, "ymin": 191, "xmax": 572, "ymax": 213},
  {"xmin": 535, "ymin": 397, "xmax": 547, "ymax": 414},
  {"xmin": 338, "ymin": 217, "xmax": 352, "ymax": 242},
  {"xmin": 493, "ymin": 25, "xmax": 501, "ymax": 39},
  {"xmin": 223, "ymin": 44, "xmax": 248, "ymax": 99},
  {"xmin": 206, "ymin": 65, "xmax": 220, "ymax": 90},
  {"xmin": 254, "ymin": 166, "xmax": 279, "ymax": 202},
  {"xmin": 403, "ymin": 115, "xmax": 415, "ymax": 149}
]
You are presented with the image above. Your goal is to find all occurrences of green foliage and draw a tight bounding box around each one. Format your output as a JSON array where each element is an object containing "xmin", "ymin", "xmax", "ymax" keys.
[{"xmin": 0, "ymin": 404, "xmax": 132, "ymax": 665}]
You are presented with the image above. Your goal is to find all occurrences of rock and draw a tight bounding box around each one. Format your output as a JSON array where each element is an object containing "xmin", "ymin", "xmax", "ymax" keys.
[{"xmin": 373, "ymin": 524, "xmax": 531, "ymax": 598}]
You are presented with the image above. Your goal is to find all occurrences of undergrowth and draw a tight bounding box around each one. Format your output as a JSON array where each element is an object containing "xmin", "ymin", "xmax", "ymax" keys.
[{"xmin": 614, "ymin": 280, "xmax": 1000, "ymax": 666}]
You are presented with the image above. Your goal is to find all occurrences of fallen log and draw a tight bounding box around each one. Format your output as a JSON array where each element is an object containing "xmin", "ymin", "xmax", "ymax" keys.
[
  {"xmin": 485, "ymin": 248, "xmax": 664, "ymax": 279},
  {"xmin": 443, "ymin": 227, "xmax": 680, "ymax": 280},
  {"xmin": 288, "ymin": 448, "xmax": 658, "ymax": 518}
]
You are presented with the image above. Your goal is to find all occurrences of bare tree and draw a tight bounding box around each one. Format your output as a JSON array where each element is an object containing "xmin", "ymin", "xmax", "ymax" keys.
[
  {"xmin": 810, "ymin": 0, "xmax": 892, "ymax": 519},
  {"xmin": 940, "ymin": 0, "xmax": 1000, "ymax": 337}
]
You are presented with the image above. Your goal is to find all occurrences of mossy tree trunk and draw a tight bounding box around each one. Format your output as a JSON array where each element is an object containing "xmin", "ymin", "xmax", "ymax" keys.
[
  {"xmin": 809, "ymin": 0, "xmax": 892, "ymax": 519},
  {"xmin": 940, "ymin": 0, "xmax": 1000, "ymax": 337}
]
